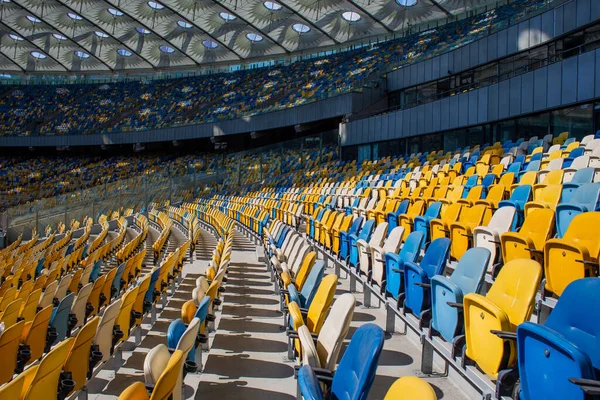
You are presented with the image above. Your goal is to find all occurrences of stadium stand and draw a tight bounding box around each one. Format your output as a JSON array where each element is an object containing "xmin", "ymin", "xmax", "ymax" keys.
[
  {"xmin": 3, "ymin": 0, "xmax": 600, "ymax": 399},
  {"xmin": 0, "ymin": 0, "xmax": 550, "ymax": 137}
]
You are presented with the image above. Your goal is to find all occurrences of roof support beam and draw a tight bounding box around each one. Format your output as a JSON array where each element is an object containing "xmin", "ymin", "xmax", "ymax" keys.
[
  {"xmin": 428, "ymin": 0, "xmax": 451, "ymax": 17},
  {"xmin": 10, "ymin": 0, "xmax": 115, "ymax": 71},
  {"xmin": 0, "ymin": 22, "xmax": 70, "ymax": 72},
  {"xmin": 201, "ymin": 0, "xmax": 291, "ymax": 54},
  {"xmin": 50, "ymin": 0, "xmax": 158, "ymax": 69},
  {"xmin": 0, "ymin": 49, "xmax": 26, "ymax": 72},
  {"xmin": 102, "ymin": 0, "xmax": 201, "ymax": 66},
  {"xmin": 150, "ymin": 1, "xmax": 248, "ymax": 59},
  {"xmin": 276, "ymin": 0, "xmax": 340, "ymax": 44},
  {"xmin": 345, "ymin": 0, "xmax": 393, "ymax": 33}
]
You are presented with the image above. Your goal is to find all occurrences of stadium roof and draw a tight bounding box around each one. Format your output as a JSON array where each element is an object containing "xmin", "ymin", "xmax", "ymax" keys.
[{"xmin": 0, "ymin": 0, "xmax": 496, "ymax": 73}]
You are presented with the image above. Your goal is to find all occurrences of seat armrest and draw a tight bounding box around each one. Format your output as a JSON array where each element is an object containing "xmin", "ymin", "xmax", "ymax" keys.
[{"xmin": 490, "ymin": 330, "xmax": 517, "ymax": 340}]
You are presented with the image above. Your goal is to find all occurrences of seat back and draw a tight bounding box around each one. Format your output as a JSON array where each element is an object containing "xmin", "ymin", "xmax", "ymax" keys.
[
  {"xmin": 486, "ymin": 259, "xmax": 542, "ymax": 326},
  {"xmin": 293, "ymin": 251, "xmax": 317, "ymax": 290},
  {"xmin": 384, "ymin": 377, "xmax": 437, "ymax": 400},
  {"xmin": 50, "ymin": 292, "xmax": 75, "ymax": 341},
  {"xmin": 450, "ymin": 248, "xmax": 490, "ymax": 295},
  {"xmin": 147, "ymin": 347, "xmax": 185, "ymax": 400},
  {"xmin": 22, "ymin": 337, "xmax": 74, "ymax": 399},
  {"xmin": 517, "ymin": 279, "xmax": 600, "ymax": 400},
  {"xmin": 420, "ymin": 238, "xmax": 451, "ymax": 279},
  {"xmin": 23, "ymin": 304, "xmax": 53, "ymax": 363},
  {"xmin": 358, "ymin": 219, "xmax": 375, "ymax": 242},
  {"xmin": 400, "ymin": 231, "xmax": 425, "ymax": 262},
  {"xmin": 368, "ymin": 222, "xmax": 388, "ymax": 247},
  {"xmin": 0, "ymin": 320, "xmax": 24, "ymax": 385},
  {"xmin": 71, "ymin": 282, "xmax": 93, "ymax": 329},
  {"xmin": 116, "ymin": 286, "xmax": 139, "ymax": 342},
  {"xmin": 331, "ymin": 324, "xmax": 385, "ymax": 400},
  {"xmin": 94, "ymin": 298, "xmax": 122, "ymax": 362},
  {"xmin": 306, "ymin": 274, "xmax": 338, "ymax": 334},
  {"xmin": 299, "ymin": 260, "xmax": 326, "ymax": 308},
  {"xmin": 521, "ymin": 208, "xmax": 555, "ymax": 250},
  {"xmin": 64, "ymin": 316, "xmax": 101, "ymax": 392},
  {"xmin": 314, "ymin": 293, "xmax": 356, "ymax": 371},
  {"xmin": 557, "ymin": 183, "xmax": 600, "ymax": 237}
]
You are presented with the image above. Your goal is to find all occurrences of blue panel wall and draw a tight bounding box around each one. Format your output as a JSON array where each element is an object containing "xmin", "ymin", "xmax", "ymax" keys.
[
  {"xmin": 341, "ymin": 51, "xmax": 600, "ymax": 147},
  {"xmin": 387, "ymin": 0, "xmax": 596, "ymax": 92}
]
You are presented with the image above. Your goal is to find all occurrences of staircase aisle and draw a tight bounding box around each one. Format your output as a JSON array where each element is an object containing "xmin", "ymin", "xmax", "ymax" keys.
[{"xmin": 191, "ymin": 229, "xmax": 296, "ymax": 399}]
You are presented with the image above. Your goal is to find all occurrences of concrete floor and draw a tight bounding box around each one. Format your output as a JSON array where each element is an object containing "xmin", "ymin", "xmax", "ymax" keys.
[{"xmin": 90, "ymin": 226, "xmax": 469, "ymax": 400}]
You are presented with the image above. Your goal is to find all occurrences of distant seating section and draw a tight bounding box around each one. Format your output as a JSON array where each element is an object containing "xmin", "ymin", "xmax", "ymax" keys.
[
  {"xmin": 198, "ymin": 129, "xmax": 600, "ymax": 399},
  {"xmin": 0, "ymin": 145, "xmax": 337, "ymax": 211},
  {"xmin": 0, "ymin": 0, "xmax": 547, "ymax": 136}
]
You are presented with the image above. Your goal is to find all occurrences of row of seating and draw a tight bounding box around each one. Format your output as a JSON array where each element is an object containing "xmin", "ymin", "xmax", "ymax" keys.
[
  {"xmin": 193, "ymin": 130, "xmax": 600, "ymax": 399},
  {"xmin": 118, "ymin": 205, "xmax": 235, "ymax": 400},
  {"xmin": 0, "ymin": 206, "xmax": 200, "ymax": 399},
  {"xmin": 199, "ymin": 197, "xmax": 441, "ymax": 399}
]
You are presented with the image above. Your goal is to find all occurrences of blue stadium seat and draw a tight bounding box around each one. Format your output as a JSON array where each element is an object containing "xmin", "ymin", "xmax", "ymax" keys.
[
  {"xmin": 339, "ymin": 217, "xmax": 363, "ymax": 262},
  {"xmin": 516, "ymin": 279, "xmax": 600, "ymax": 400},
  {"xmin": 349, "ymin": 220, "xmax": 375, "ymax": 267},
  {"xmin": 403, "ymin": 238, "xmax": 451, "ymax": 319},
  {"xmin": 555, "ymin": 183, "xmax": 600, "ymax": 238},
  {"xmin": 387, "ymin": 199, "xmax": 410, "ymax": 231},
  {"xmin": 430, "ymin": 247, "xmax": 490, "ymax": 343},
  {"xmin": 297, "ymin": 323, "xmax": 385, "ymax": 400},
  {"xmin": 50, "ymin": 292, "xmax": 76, "ymax": 342},
  {"xmin": 384, "ymin": 231, "xmax": 424, "ymax": 300},
  {"xmin": 498, "ymin": 185, "xmax": 532, "ymax": 229},
  {"xmin": 287, "ymin": 260, "xmax": 326, "ymax": 309},
  {"xmin": 413, "ymin": 202, "xmax": 443, "ymax": 246}
]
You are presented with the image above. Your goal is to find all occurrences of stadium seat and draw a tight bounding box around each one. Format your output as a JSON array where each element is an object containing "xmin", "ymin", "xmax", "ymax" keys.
[
  {"xmin": 0, "ymin": 320, "xmax": 25, "ymax": 385},
  {"xmin": 49, "ymin": 292, "xmax": 75, "ymax": 342},
  {"xmin": 462, "ymin": 259, "xmax": 542, "ymax": 378},
  {"xmin": 93, "ymin": 298, "xmax": 122, "ymax": 362},
  {"xmin": 473, "ymin": 206, "xmax": 517, "ymax": 272},
  {"xmin": 516, "ymin": 279, "xmax": 600, "ymax": 400},
  {"xmin": 296, "ymin": 293, "xmax": 355, "ymax": 370},
  {"xmin": 356, "ymin": 221, "xmax": 388, "ymax": 278},
  {"xmin": 543, "ymin": 212, "xmax": 600, "ymax": 297},
  {"xmin": 370, "ymin": 226, "xmax": 404, "ymax": 289},
  {"xmin": 430, "ymin": 248, "xmax": 490, "ymax": 343},
  {"xmin": 19, "ymin": 337, "xmax": 75, "ymax": 400},
  {"xmin": 500, "ymin": 208, "xmax": 554, "ymax": 264},
  {"xmin": 296, "ymin": 324, "xmax": 384, "ymax": 400},
  {"xmin": 120, "ymin": 348, "xmax": 185, "ymax": 400},
  {"xmin": 286, "ymin": 260, "xmax": 326, "ymax": 310},
  {"xmin": 339, "ymin": 217, "xmax": 363, "ymax": 261},
  {"xmin": 385, "ymin": 231, "xmax": 424, "ymax": 300},
  {"xmin": 287, "ymin": 274, "xmax": 338, "ymax": 354},
  {"xmin": 164, "ymin": 318, "xmax": 200, "ymax": 400},
  {"xmin": 22, "ymin": 304, "xmax": 54, "ymax": 364},
  {"xmin": 63, "ymin": 316, "xmax": 102, "ymax": 393},
  {"xmin": 402, "ymin": 238, "xmax": 451, "ymax": 320},
  {"xmin": 384, "ymin": 376, "xmax": 437, "ymax": 400},
  {"xmin": 555, "ymin": 183, "xmax": 600, "ymax": 237},
  {"xmin": 348, "ymin": 219, "xmax": 375, "ymax": 267}
]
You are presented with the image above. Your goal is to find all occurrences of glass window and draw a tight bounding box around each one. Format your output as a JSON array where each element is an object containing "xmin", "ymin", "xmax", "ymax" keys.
[
  {"xmin": 517, "ymin": 113, "xmax": 550, "ymax": 140},
  {"xmin": 496, "ymin": 119, "xmax": 517, "ymax": 144},
  {"xmin": 357, "ymin": 144, "xmax": 371, "ymax": 163},
  {"xmin": 552, "ymin": 104, "xmax": 593, "ymax": 140}
]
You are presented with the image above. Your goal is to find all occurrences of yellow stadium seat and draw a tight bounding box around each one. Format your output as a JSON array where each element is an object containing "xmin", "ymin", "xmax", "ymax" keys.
[
  {"xmin": 0, "ymin": 320, "xmax": 25, "ymax": 385},
  {"xmin": 19, "ymin": 337, "xmax": 74, "ymax": 400},
  {"xmin": 430, "ymin": 203, "xmax": 463, "ymax": 242},
  {"xmin": 544, "ymin": 212, "xmax": 600, "ymax": 297},
  {"xmin": 501, "ymin": 208, "xmax": 554, "ymax": 264},
  {"xmin": 118, "ymin": 349, "xmax": 185, "ymax": 400},
  {"xmin": 449, "ymin": 204, "xmax": 490, "ymax": 260},
  {"xmin": 63, "ymin": 317, "xmax": 101, "ymax": 393},
  {"xmin": 464, "ymin": 259, "xmax": 542, "ymax": 378},
  {"xmin": 384, "ymin": 376, "xmax": 437, "ymax": 400}
]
